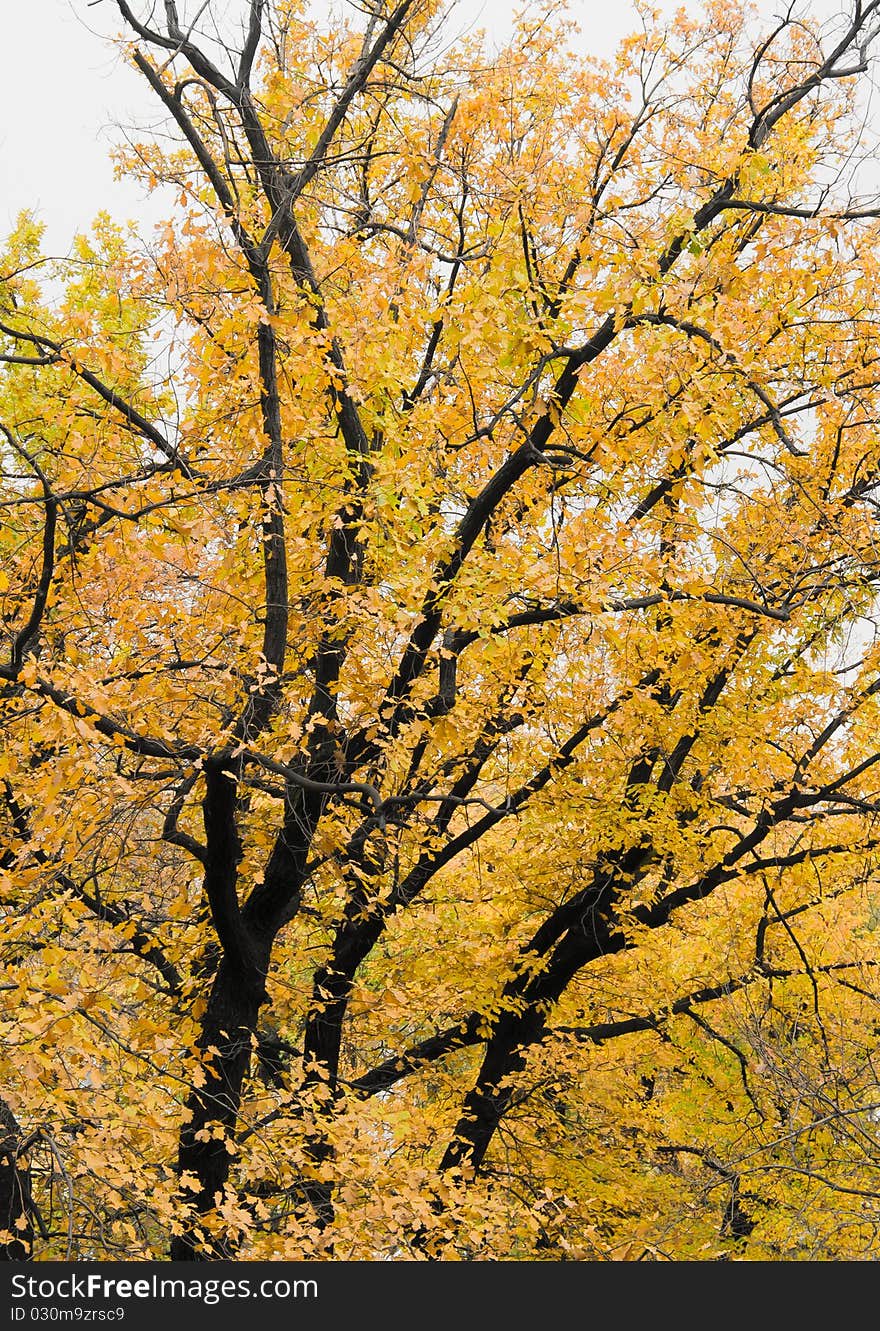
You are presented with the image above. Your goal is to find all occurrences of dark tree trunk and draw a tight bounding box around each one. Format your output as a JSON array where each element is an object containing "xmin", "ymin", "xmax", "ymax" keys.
[
  {"xmin": 0, "ymin": 1099, "xmax": 34, "ymax": 1261},
  {"xmin": 169, "ymin": 953, "xmax": 268, "ymax": 1261}
]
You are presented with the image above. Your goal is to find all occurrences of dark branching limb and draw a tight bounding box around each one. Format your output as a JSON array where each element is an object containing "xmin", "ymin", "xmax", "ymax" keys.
[
  {"xmin": 0, "ymin": 425, "xmax": 57, "ymax": 672},
  {"xmin": 0, "ymin": 321, "xmax": 190, "ymax": 475},
  {"xmin": 1, "ymin": 781, "xmax": 182, "ymax": 996}
]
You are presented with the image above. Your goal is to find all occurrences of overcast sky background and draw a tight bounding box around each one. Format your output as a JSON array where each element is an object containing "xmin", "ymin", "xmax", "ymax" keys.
[{"xmin": 0, "ymin": 0, "xmax": 855, "ymax": 256}]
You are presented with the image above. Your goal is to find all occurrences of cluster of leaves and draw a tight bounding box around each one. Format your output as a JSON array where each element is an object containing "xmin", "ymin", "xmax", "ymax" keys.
[{"xmin": 4, "ymin": 0, "xmax": 880, "ymax": 1259}]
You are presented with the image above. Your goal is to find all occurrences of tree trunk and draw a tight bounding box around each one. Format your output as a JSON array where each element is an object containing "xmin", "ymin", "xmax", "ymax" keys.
[
  {"xmin": 170, "ymin": 954, "xmax": 268, "ymax": 1261},
  {"xmin": 0, "ymin": 1099, "xmax": 34, "ymax": 1261}
]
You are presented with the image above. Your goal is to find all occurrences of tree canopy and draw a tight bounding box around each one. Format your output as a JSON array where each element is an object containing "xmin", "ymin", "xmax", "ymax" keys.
[{"xmin": 4, "ymin": 0, "xmax": 880, "ymax": 1261}]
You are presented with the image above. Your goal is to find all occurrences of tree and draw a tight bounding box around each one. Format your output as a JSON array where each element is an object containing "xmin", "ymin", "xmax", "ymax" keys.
[{"xmin": 3, "ymin": 0, "xmax": 880, "ymax": 1261}]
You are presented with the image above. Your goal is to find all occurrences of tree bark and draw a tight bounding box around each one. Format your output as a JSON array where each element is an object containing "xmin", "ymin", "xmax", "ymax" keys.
[
  {"xmin": 170, "ymin": 953, "xmax": 269, "ymax": 1261},
  {"xmin": 0, "ymin": 1099, "xmax": 34, "ymax": 1261}
]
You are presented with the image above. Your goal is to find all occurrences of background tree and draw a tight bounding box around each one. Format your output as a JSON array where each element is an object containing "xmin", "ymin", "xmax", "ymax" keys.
[{"xmin": 4, "ymin": 0, "xmax": 880, "ymax": 1260}]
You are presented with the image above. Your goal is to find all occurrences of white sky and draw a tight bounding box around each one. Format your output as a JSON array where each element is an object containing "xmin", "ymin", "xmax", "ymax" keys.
[{"xmin": 0, "ymin": 0, "xmax": 853, "ymax": 256}]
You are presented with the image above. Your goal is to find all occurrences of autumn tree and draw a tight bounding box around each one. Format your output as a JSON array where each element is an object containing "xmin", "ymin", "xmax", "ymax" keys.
[{"xmin": 5, "ymin": 0, "xmax": 880, "ymax": 1260}]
